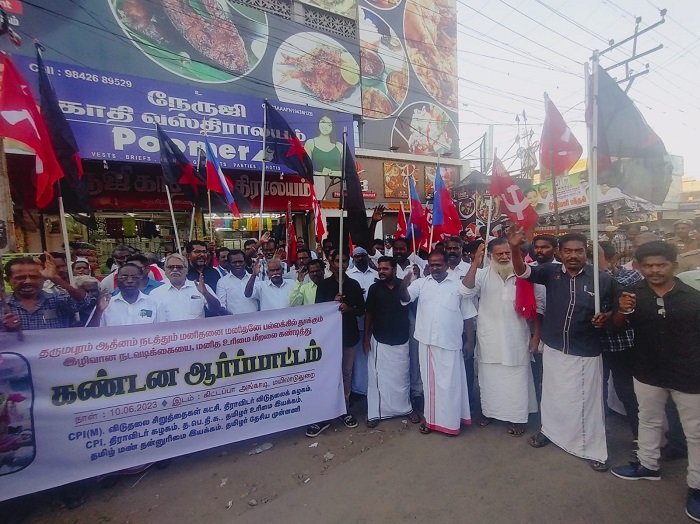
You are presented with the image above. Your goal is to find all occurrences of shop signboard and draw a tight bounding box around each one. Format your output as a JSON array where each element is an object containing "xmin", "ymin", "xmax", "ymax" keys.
[
  {"xmin": 84, "ymin": 162, "xmax": 314, "ymax": 212},
  {"xmin": 12, "ymin": 55, "xmax": 355, "ymax": 176}
]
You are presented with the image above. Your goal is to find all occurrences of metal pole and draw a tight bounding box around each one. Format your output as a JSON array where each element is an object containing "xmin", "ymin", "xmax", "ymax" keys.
[
  {"xmin": 550, "ymin": 150, "xmax": 561, "ymax": 235},
  {"xmin": 588, "ymin": 55, "xmax": 601, "ymax": 313},
  {"xmin": 483, "ymin": 195, "xmax": 493, "ymax": 268},
  {"xmin": 189, "ymin": 205, "xmax": 196, "ymax": 241},
  {"xmin": 338, "ymin": 130, "xmax": 346, "ymax": 295},
  {"xmin": 164, "ymin": 184, "xmax": 182, "ymax": 254},
  {"xmin": 57, "ymin": 194, "xmax": 76, "ymax": 288},
  {"xmin": 207, "ymin": 189, "xmax": 214, "ymax": 244},
  {"xmin": 259, "ymin": 101, "xmax": 268, "ymax": 239}
]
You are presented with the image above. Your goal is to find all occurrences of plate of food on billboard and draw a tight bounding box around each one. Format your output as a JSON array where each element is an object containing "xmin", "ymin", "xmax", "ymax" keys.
[
  {"xmin": 391, "ymin": 102, "xmax": 457, "ymax": 156},
  {"xmin": 297, "ymin": 0, "xmax": 357, "ymax": 19},
  {"xmin": 272, "ymin": 32, "xmax": 361, "ymax": 113},
  {"xmin": 359, "ymin": 7, "xmax": 409, "ymax": 119},
  {"xmin": 403, "ymin": 0, "xmax": 458, "ymax": 110},
  {"xmin": 110, "ymin": 0, "xmax": 268, "ymax": 83},
  {"xmin": 383, "ymin": 162, "xmax": 415, "ymax": 198}
]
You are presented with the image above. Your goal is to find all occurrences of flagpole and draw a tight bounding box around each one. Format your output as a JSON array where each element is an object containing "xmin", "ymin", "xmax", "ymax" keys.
[
  {"xmin": 587, "ymin": 54, "xmax": 601, "ymax": 313},
  {"xmin": 339, "ymin": 130, "xmax": 347, "ymax": 295},
  {"xmin": 259, "ymin": 101, "xmax": 268, "ymax": 239},
  {"xmin": 550, "ymin": 150, "xmax": 561, "ymax": 235},
  {"xmin": 189, "ymin": 204, "xmax": 196, "ymax": 241},
  {"xmin": 207, "ymin": 189, "xmax": 214, "ymax": 244},
  {"xmin": 483, "ymin": 195, "xmax": 492, "ymax": 268},
  {"xmin": 56, "ymin": 189, "xmax": 75, "ymax": 289},
  {"xmin": 164, "ymin": 184, "xmax": 182, "ymax": 254},
  {"xmin": 404, "ymin": 180, "xmax": 418, "ymax": 259}
]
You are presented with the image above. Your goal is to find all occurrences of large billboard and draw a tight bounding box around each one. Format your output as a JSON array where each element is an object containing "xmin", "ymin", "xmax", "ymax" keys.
[
  {"xmin": 358, "ymin": 0, "xmax": 459, "ymax": 157},
  {"xmin": 1, "ymin": 1, "xmax": 362, "ymax": 116}
]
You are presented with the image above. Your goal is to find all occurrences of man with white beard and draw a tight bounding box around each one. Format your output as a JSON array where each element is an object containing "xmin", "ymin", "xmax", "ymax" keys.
[{"xmin": 461, "ymin": 238, "xmax": 543, "ymax": 436}]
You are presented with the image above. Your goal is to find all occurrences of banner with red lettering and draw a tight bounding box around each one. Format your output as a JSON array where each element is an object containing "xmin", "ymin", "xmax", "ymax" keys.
[{"xmin": 0, "ymin": 303, "xmax": 344, "ymax": 501}]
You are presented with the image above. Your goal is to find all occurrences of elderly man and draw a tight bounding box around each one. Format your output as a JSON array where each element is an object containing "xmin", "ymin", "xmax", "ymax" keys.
[
  {"xmin": 289, "ymin": 259, "xmax": 325, "ymax": 306},
  {"xmin": 150, "ymin": 254, "xmax": 220, "ymax": 321},
  {"xmin": 510, "ymin": 228, "xmax": 615, "ymax": 472},
  {"xmin": 88, "ymin": 264, "xmax": 162, "ymax": 326},
  {"xmin": 259, "ymin": 239, "xmax": 287, "ymax": 281},
  {"xmin": 117, "ymin": 255, "xmax": 163, "ymax": 295},
  {"xmin": 186, "ymin": 240, "xmax": 221, "ymax": 291},
  {"xmin": 346, "ymin": 246, "xmax": 378, "ymax": 398},
  {"xmin": 216, "ymin": 250, "xmax": 259, "ymax": 314},
  {"xmin": 461, "ymin": 239, "xmax": 542, "ymax": 437},
  {"xmin": 400, "ymin": 251, "xmax": 476, "ymax": 436},
  {"xmin": 364, "ymin": 256, "xmax": 420, "ymax": 428},
  {"xmin": 2, "ymin": 254, "xmax": 93, "ymax": 332},
  {"xmin": 245, "ymin": 257, "xmax": 293, "ymax": 311}
]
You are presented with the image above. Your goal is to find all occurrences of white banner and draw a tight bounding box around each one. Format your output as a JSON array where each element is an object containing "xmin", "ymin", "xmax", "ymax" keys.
[{"xmin": 0, "ymin": 303, "xmax": 344, "ymax": 501}]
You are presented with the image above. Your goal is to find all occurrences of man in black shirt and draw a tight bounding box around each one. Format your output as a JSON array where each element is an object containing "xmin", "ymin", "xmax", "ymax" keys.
[
  {"xmin": 610, "ymin": 241, "xmax": 700, "ymax": 523},
  {"xmin": 363, "ymin": 257, "xmax": 420, "ymax": 428},
  {"xmin": 186, "ymin": 240, "xmax": 221, "ymax": 292},
  {"xmin": 305, "ymin": 250, "xmax": 364, "ymax": 437},
  {"xmin": 511, "ymin": 228, "xmax": 613, "ymax": 472}
]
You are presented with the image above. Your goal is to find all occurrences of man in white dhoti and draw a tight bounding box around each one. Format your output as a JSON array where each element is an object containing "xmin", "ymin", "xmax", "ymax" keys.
[
  {"xmin": 363, "ymin": 256, "xmax": 421, "ymax": 428},
  {"xmin": 400, "ymin": 251, "xmax": 476, "ymax": 436},
  {"xmin": 510, "ymin": 228, "xmax": 615, "ymax": 472},
  {"xmin": 461, "ymin": 239, "xmax": 542, "ymax": 436}
]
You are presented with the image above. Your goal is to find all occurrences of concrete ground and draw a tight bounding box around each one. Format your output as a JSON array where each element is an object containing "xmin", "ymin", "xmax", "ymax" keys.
[{"xmin": 18, "ymin": 405, "xmax": 691, "ymax": 524}]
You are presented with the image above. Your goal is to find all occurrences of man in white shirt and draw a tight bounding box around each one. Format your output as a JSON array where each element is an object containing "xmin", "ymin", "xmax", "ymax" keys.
[
  {"xmin": 399, "ymin": 251, "xmax": 476, "ymax": 436},
  {"xmin": 445, "ymin": 237, "xmax": 471, "ymax": 279},
  {"xmin": 285, "ymin": 248, "xmax": 312, "ymax": 283},
  {"xmin": 346, "ymin": 247, "xmax": 378, "ymax": 398},
  {"xmin": 150, "ymin": 254, "xmax": 220, "ymax": 321},
  {"xmin": 245, "ymin": 257, "xmax": 294, "ymax": 311},
  {"xmin": 216, "ymin": 250, "xmax": 259, "ymax": 314},
  {"xmin": 99, "ymin": 245, "xmax": 133, "ymax": 293},
  {"xmin": 461, "ymin": 239, "xmax": 543, "ymax": 437},
  {"xmin": 88, "ymin": 263, "xmax": 162, "ymax": 326}
]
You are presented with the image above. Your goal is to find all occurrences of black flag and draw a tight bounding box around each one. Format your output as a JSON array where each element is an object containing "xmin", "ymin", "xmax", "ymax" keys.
[
  {"xmin": 591, "ymin": 66, "xmax": 673, "ymax": 205},
  {"xmin": 341, "ymin": 142, "xmax": 370, "ymax": 249}
]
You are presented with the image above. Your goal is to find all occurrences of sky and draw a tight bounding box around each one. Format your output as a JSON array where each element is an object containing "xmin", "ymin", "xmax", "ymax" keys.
[{"xmin": 455, "ymin": 0, "xmax": 700, "ymax": 182}]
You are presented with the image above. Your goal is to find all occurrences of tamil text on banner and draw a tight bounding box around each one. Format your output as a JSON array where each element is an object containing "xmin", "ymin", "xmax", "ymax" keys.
[{"xmin": 0, "ymin": 303, "xmax": 344, "ymax": 501}]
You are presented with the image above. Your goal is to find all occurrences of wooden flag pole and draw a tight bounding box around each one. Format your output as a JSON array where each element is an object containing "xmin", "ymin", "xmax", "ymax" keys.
[
  {"xmin": 164, "ymin": 184, "xmax": 182, "ymax": 254},
  {"xmin": 207, "ymin": 189, "xmax": 214, "ymax": 244}
]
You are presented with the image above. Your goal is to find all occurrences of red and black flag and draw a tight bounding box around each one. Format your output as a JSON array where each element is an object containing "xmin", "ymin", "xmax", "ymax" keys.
[
  {"xmin": 156, "ymin": 124, "xmax": 204, "ymax": 204},
  {"xmin": 35, "ymin": 44, "xmax": 93, "ymax": 214},
  {"xmin": 264, "ymin": 102, "xmax": 314, "ymax": 183}
]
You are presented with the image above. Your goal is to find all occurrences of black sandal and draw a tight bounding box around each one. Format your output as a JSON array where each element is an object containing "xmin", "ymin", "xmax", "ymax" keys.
[
  {"xmin": 419, "ymin": 423, "xmax": 432, "ymax": 434},
  {"xmin": 476, "ymin": 417, "xmax": 493, "ymax": 428},
  {"xmin": 508, "ymin": 423, "xmax": 525, "ymax": 437},
  {"xmin": 529, "ymin": 432, "xmax": 550, "ymax": 448},
  {"xmin": 589, "ymin": 460, "xmax": 608, "ymax": 472},
  {"xmin": 366, "ymin": 419, "xmax": 378, "ymax": 428},
  {"xmin": 408, "ymin": 411, "xmax": 421, "ymax": 424}
]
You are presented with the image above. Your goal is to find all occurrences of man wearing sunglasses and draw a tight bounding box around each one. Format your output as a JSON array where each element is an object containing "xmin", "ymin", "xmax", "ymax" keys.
[
  {"xmin": 150, "ymin": 253, "xmax": 220, "ymax": 321},
  {"xmin": 611, "ymin": 241, "xmax": 700, "ymax": 523}
]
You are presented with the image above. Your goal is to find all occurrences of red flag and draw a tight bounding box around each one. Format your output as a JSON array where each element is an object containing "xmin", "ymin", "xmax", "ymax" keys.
[
  {"xmin": 311, "ymin": 186, "xmax": 325, "ymax": 239},
  {"xmin": 490, "ymin": 155, "xmax": 538, "ymax": 230},
  {"xmin": 396, "ymin": 201, "xmax": 408, "ymax": 238},
  {"xmin": 0, "ymin": 54, "xmax": 63, "ymax": 209},
  {"xmin": 540, "ymin": 93, "xmax": 582, "ymax": 179}
]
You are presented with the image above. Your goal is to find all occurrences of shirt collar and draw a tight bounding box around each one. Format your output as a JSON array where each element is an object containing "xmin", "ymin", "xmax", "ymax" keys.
[
  {"xmin": 114, "ymin": 291, "xmax": 148, "ymax": 303},
  {"xmin": 9, "ymin": 290, "xmax": 50, "ymax": 308},
  {"xmin": 164, "ymin": 279, "xmax": 195, "ymax": 291},
  {"xmin": 561, "ymin": 264, "xmax": 587, "ymax": 276},
  {"xmin": 266, "ymin": 278, "xmax": 289, "ymax": 288}
]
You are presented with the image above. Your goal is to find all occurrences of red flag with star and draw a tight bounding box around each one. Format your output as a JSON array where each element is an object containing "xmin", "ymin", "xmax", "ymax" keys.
[{"xmin": 264, "ymin": 102, "xmax": 314, "ymax": 183}]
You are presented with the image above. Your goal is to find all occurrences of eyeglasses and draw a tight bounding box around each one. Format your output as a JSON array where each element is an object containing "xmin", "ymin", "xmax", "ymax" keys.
[
  {"xmin": 166, "ymin": 265, "xmax": 185, "ymax": 271},
  {"xmin": 656, "ymin": 297, "xmax": 666, "ymax": 318},
  {"xmin": 117, "ymin": 275, "xmax": 141, "ymax": 282},
  {"xmin": 192, "ymin": 249, "xmax": 208, "ymax": 254}
]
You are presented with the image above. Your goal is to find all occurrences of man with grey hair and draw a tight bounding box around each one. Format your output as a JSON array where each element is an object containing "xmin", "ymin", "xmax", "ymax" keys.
[
  {"xmin": 73, "ymin": 275, "xmax": 101, "ymax": 326},
  {"xmin": 245, "ymin": 257, "xmax": 294, "ymax": 311},
  {"xmin": 99, "ymin": 244, "xmax": 133, "ymax": 293},
  {"xmin": 150, "ymin": 253, "xmax": 220, "ymax": 321}
]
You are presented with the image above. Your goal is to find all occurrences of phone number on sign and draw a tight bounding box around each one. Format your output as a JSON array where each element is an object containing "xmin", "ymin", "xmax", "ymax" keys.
[{"xmin": 63, "ymin": 69, "xmax": 132, "ymax": 88}]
